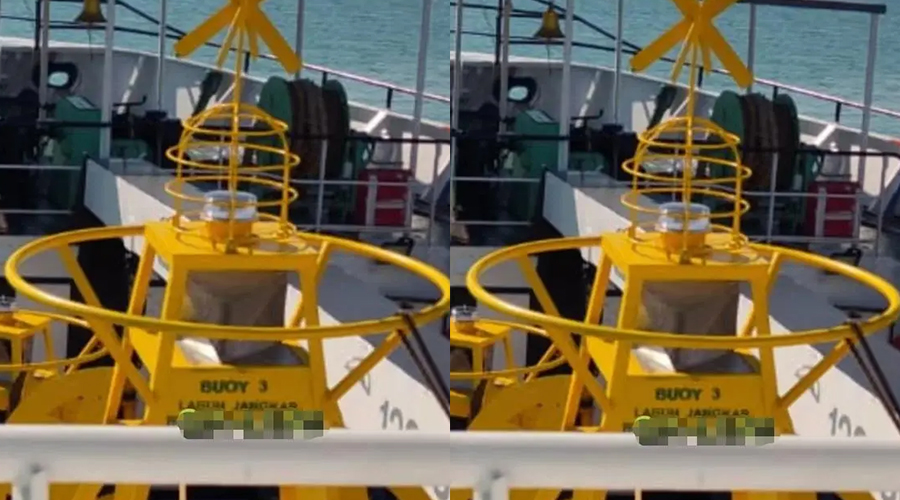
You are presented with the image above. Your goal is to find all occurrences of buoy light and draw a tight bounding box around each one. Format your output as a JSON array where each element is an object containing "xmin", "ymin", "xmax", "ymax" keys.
[
  {"xmin": 201, "ymin": 190, "xmax": 259, "ymax": 243},
  {"xmin": 0, "ymin": 297, "xmax": 16, "ymax": 327},
  {"xmin": 656, "ymin": 201, "xmax": 711, "ymax": 253},
  {"xmin": 451, "ymin": 306, "xmax": 478, "ymax": 335}
]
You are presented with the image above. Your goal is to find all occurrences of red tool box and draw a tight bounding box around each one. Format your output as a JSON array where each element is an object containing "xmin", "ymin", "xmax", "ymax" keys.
[
  {"xmin": 355, "ymin": 168, "xmax": 412, "ymax": 227},
  {"xmin": 805, "ymin": 179, "xmax": 859, "ymax": 238}
]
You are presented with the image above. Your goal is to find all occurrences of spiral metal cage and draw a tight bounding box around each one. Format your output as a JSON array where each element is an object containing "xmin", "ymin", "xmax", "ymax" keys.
[
  {"xmin": 164, "ymin": 101, "xmax": 302, "ymax": 247},
  {"xmin": 620, "ymin": 113, "xmax": 753, "ymax": 255}
]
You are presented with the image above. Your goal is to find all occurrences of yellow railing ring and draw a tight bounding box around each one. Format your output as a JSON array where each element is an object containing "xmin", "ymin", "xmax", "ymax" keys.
[
  {"xmin": 165, "ymin": 143, "xmax": 301, "ymax": 174},
  {"xmin": 466, "ymin": 236, "xmax": 900, "ymax": 349},
  {"xmin": 0, "ymin": 310, "xmax": 109, "ymax": 372},
  {"xmin": 449, "ymin": 319, "xmax": 567, "ymax": 380},
  {"xmin": 621, "ymin": 156, "xmax": 752, "ymax": 185},
  {"xmin": 620, "ymin": 187, "xmax": 752, "ymax": 218},
  {"xmin": 638, "ymin": 117, "xmax": 741, "ymax": 149},
  {"xmin": 5, "ymin": 225, "xmax": 451, "ymax": 342},
  {"xmin": 182, "ymin": 103, "xmax": 293, "ymax": 138}
]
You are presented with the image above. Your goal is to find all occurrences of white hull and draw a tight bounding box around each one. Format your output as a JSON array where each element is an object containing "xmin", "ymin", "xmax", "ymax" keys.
[{"xmin": 457, "ymin": 52, "xmax": 900, "ymax": 208}]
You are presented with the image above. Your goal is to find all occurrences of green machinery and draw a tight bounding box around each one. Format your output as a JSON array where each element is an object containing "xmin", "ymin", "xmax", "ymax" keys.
[
  {"xmin": 495, "ymin": 85, "xmax": 681, "ymax": 222},
  {"xmin": 502, "ymin": 109, "xmax": 556, "ymax": 221},
  {"xmin": 50, "ymin": 95, "xmax": 150, "ymax": 164},
  {"xmin": 46, "ymin": 95, "xmax": 150, "ymax": 209},
  {"xmin": 502, "ymin": 109, "xmax": 605, "ymax": 221}
]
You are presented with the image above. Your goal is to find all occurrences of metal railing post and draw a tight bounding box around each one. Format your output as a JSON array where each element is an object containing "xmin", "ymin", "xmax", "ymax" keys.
[
  {"xmin": 858, "ymin": 12, "xmax": 880, "ymax": 190},
  {"xmin": 766, "ymin": 154, "xmax": 779, "ymax": 243},
  {"xmin": 314, "ymin": 140, "xmax": 328, "ymax": 231},
  {"xmin": 426, "ymin": 143, "xmax": 442, "ymax": 245},
  {"xmin": 876, "ymin": 155, "xmax": 889, "ymax": 256}
]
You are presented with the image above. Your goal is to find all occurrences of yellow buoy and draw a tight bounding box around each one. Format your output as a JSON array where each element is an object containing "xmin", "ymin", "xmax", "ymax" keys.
[
  {"xmin": 1, "ymin": 4, "xmax": 451, "ymax": 500},
  {"xmin": 457, "ymin": 3, "xmax": 900, "ymax": 500}
]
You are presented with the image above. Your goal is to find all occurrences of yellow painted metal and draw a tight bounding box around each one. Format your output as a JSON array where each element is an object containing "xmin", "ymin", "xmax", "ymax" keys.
[
  {"xmin": 166, "ymin": 6, "xmax": 301, "ymax": 252},
  {"xmin": 0, "ymin": 311, "xmax": 52, "ymax": 412},
  {"xmin": 8, "ymin": 366, "xmax": 111, "ymax": 424},
  {"xmin": 174, "ymin": 0, "xmax": 301, "ymax": 74},
  {"xmin": 7, "ymin": 227, "xmax": 449, "ymax": 341},
  {"xmin": 1, "ymin": 3, "xmax": 450, "ymax": 500},
  {"xmin": 0, "ymin": 311, "xmax": 109, "ymax": 413},
  {"xmin": 450, "ymin": 320, "xmax": 565, "ymax": 380},
  {"xmin": 0, "ymin": 367, "xmax": 112, "ymax": 500},
  {"xmin": 3, "ymin": 225, "xmax": 449, "ymax": 500},
  {"xmin": 466, "ymin": 237, "xmax": 900, "ymax": 500},
  {"xmin": 451, "ymin": 375, "xmax": 570, "ymax": 500},
  {"xmin": 462, "ymin": 2, "xmax": 900, "ymax": 500},
  {"xmin": 624, "ymin": 0, "xmax": 753, "ymax": 262},
  {"xmin": 631, "ymin": 0, "xmax": 752, "ymax": 89},
  {"xmin": 449, "ymin": 318, "xmax": 566, "ymax": 419},
  {"xmin": 468, "ymin": 237, "xmax": 900, "ymax": 347}
]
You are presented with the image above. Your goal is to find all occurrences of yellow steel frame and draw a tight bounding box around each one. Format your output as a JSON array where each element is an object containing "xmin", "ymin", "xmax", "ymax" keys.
[
  {"xmin": 449, "ymin": 319, "xmax": 567, "ymax": 419},
  {"xmin": 588, "ymin": 232, "xmax": 774, "ymax": 434},
  {"xmin": 174, "ymin": 0, "xmax": 302, "ymax": 74},
  {"xmin": 0, "ymin": 311, "xmax": 109, "ymax": 412},
  {"xmin": 463, "ymin": 235, "xmax": 900, "ymax": 500},
  {"xmin": 5, "ymin": 225, "xmax": 449, "ymax": 341},
  {"xmin": 3, "ymin": 223, "xmax": 450, "ymax": 500},
  {"xmin": 0, "ymin": 310, "xmax": 113, "ymax": 500},
  {"xmin": 0, "ymin": 312, "xmax": 53, "ymax": 409},
  {"xmin": 631, "ymin": 0, "xmax": 753, "ymax": 89},
  {"xmin": 0, "ymin": 2, "xmax": 451, "ymax": 500},
  {"xmin": 163, "ymin": 96, "xmax": 302, "ymax": 247},
  {"xmin": 451, "ymin": 2, "xmax": 893, "ymax": 500}
]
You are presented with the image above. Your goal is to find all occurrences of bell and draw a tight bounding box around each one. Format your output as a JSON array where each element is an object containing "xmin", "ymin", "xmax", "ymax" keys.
[
  {"xmin": 75, "ymin": 0, "xmax": 106, "ymax": 24},
  {"xmin": 533, "ymin": 6, "xmax": 564, "ymax": 40}
]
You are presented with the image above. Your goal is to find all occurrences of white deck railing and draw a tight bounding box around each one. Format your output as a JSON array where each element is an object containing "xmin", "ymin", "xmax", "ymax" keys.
[{"xmin": 3, "ymin": 427, "xmax": 900, "ymax": 500}]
